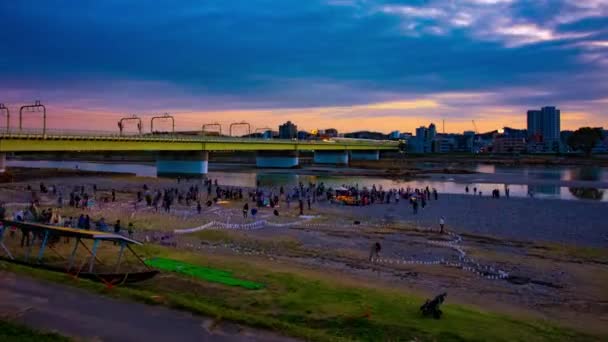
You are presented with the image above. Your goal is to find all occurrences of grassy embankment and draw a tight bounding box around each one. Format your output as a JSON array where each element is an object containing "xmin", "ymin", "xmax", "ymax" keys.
[
  {"xmin": 1, "ymin": 241, "xmax": 598, "ymax": 342},
  {"xmin": 0, "ymin": 320, "xmax": 70, "ymax": 342}
]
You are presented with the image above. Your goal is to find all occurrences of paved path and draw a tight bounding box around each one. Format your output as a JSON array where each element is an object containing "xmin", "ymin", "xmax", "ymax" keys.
[{"xmin": 0, "ymin": 271, "xmax": 297, "ymax": 342}]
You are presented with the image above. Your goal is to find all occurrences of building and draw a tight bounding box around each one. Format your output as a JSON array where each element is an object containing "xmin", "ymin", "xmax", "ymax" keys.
[
  {"xmin": 459, "ymin": 131, "xmax": 476, "ymax": 153},
  {"xmin": 297, "ymin": 130, "xmax": 311, "ymax": 140},
  {"xmin": 527, "ymin": 106, "xmax": 561, "ymax": 152},
  {"xmin": 410, "ymin": 125, "xmax": 434, "ymax": 153},
  {"xmin": 432, "ymin": 136, "xmax": 455, "ymax": 153},
  {"xmin": 324, "ymin": 128, "xmax": 338, "ymax": 138},
  {"xmin": 279, "ymin": 121, "xmax": 297, "ymax": 139},
  {"xmin": 388, "ymin": 130, "xmax": 400, "ymax": 140},
  {"xmin": 493, "ymin": 136, "xmax": 526, "ymax": 154},
  {"xmin": 428, "ymin": 123, "xmax": 437, "ymax": 141},
  {"xmin": 503, "ymin": 127, "xmax": 527, "ymax": 139}
]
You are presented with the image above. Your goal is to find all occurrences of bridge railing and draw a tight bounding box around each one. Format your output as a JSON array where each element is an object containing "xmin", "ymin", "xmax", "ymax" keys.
[{"xmin": 0, "ymin": 128, "xmax": 399, "ymax": 146}]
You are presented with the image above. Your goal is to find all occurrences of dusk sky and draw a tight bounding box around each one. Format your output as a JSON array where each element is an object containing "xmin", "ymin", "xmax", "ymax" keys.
[{"xmin": 1, "ymin": 0, "xmax": 607, "ymax": 134}]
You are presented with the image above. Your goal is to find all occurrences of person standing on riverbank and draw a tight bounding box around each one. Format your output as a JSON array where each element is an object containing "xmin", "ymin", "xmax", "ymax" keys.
[
  {"xmin": 369, "ymin": 242, "xmax": 381, "ymax": 261},
  {"xmin": 439, "ymin": 217, "xmax": 445, "ymax": 234}
]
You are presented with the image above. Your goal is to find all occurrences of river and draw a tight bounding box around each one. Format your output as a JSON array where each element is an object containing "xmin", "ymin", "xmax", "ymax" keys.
[{"xmin": 6, "ymin": 160, "xmax": 608, "ymax": 202}]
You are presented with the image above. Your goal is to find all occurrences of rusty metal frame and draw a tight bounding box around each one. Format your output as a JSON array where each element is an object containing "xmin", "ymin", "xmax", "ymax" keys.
[
  {"xmin": 150, "ymin": 113, "xmax": 175, "ymax": 133},
  {"xmin": 229, "ymin": 122, "xmax": 251, "ymax": 137},
  {"xmin": 19, "ymin": 100, "xmax": 46, "ymax": 136},
  {"xmin": 202, "ymin": 123, "xmax": 222, "ymax": 136},
  {"xmin": 0, "ymin": 104, "xmax": 9, "ymax": 133},
  {"xmin": 117, "ymin": 115, "xmax": 142, "ymax": 136}
]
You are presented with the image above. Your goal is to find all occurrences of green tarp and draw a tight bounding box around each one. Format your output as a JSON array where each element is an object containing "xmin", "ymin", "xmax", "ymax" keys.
[{"xmin": 145, "ymin": 257, "xmax": 264, "ymax": 290}]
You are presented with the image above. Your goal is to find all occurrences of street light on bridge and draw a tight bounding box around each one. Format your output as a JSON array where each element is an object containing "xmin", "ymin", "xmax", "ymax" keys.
[
  {"xmin": 202, "ymin": 123, "xmax": 222, "ymax": 136},
  {"xmin": 0, "ymin": 104, "xmax": 9, "ymax": 133},
  {"xmin": 150, "ymin": 113, "xmax": 175, "ymax": 134},
  {"xmin": 229, "ymin": 122, "xmax": 251, "ymax": 137},
  {"xmin": 117, "ymin": 115, "xmax": 142, "ymax": 136},
  {"xmin": 19, "ymin": 100, "xmax": 46, "ymax": 137}
]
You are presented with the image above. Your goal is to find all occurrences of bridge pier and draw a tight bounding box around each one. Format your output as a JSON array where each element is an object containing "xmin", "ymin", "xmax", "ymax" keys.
[
  {"xmin": 313, "ymin": 150, "xmax": 349, "ymax": 165},
  {"xmin": 256, "ymin": 151, "xmax": 299, "ymax": 168},
  {"xmin": 0, "ymin": 153, "xmax": 5, "ymax": 173},
  {"xmin": 156, "ymin": 151, "xmax": 208, "ymax": 177},
  {"xmin": 350, "ymin": 150, "xmax": 380, "ymax": 161}
]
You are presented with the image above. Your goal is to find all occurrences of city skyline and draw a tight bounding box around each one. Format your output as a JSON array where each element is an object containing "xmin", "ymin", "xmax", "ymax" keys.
[{"xmin": 1, "ymin": 1, "xmax": 607, "ymax": 133}]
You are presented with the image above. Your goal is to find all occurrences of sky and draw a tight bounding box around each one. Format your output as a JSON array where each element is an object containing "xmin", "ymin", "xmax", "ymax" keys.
[{"xmin": 0, "ymin": 0, "xmax": 607, "ymax": 134}]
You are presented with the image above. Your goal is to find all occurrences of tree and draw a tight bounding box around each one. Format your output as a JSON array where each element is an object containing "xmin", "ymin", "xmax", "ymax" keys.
[{"xmin": 567, "ymin": 127, "xmax": 603, "ymax": 156}]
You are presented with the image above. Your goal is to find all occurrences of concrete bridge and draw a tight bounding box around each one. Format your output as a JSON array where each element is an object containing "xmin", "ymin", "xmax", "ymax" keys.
[{"xmin": 0, "ymin": 131, "xmax": 399, "ymax": 176}]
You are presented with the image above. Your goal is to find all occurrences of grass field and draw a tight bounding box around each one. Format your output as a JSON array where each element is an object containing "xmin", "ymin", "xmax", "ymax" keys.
[
  {"xmin": 0, "ymin": 320, "xmax": 70, "ymax": 342},
  {"xmin": 1, "ymin": 242, "xmax": 598, "ymax": 342}
]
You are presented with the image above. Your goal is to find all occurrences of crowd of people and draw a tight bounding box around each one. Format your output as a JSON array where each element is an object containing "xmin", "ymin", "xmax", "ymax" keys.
[{"xmin": 1, "ymin": 177, "xmax": 458, "ymax": 246}]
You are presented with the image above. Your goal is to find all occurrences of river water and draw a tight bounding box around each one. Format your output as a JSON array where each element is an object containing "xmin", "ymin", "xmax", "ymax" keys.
[{"xmin": 6, "ymin": 160, "xmax": 608, "ymax": 202}]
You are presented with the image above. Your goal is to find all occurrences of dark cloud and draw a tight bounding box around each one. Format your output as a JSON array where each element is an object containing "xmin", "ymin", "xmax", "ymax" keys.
[{"xmin": 0, "ymin": 0, "xmax": 606, "ymax": 111}]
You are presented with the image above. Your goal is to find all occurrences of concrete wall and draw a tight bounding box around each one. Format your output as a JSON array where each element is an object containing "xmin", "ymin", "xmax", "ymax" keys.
[
  {"xmin": 256, "ymin": 151, "xmax": 299, "ymax": 168},
  {"xmin": 156, "ymin": 151, "xmax": 208, "ymax": 176},
  {"xmin": 350, "ymin": 150, "xmax": 380, "ymax": 161},
  {"xmin": 313, "ymin": 150, "xmax": 349, "ymax": 165}
]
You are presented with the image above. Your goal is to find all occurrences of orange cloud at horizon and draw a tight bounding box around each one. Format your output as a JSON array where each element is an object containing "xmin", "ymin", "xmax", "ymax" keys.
[{"xmin": 11, "ymin": 99, "xmax": 604, "ymax": 135}]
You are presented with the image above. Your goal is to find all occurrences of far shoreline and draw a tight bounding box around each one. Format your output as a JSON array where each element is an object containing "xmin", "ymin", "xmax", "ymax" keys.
[{"xmin": 6, "ymin": 157, "xmax": 608, "ymax": 191}]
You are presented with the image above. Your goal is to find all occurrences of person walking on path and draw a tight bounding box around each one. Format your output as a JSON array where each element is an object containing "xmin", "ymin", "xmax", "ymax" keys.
[
  {"xmin": 369, "ymin": 242, "xmax": 381, "ymax": 261},
  {"xmin": 243, "ymin": 203, "xmax": 249, "ymax": 219},
  {"xmin": 127, "ymin": 222, "xmax": 134, "ymax": 239},
  {"xmin": 439, "ymin": 216, "xmax": 445, "ymax": 234}
]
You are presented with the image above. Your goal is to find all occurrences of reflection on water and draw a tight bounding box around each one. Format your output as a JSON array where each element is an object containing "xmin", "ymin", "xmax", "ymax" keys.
[
  {"xmin": 567, "ymin": 167, "xmax": 602, "ymax": 182},
  {"xmin": 7, "ymin": 160, "xmax": 157, "ymax": 177},
  {"xmin": 419, "ymin": 162, "xmax": 608, "ymax": 182},
  {"xmin": 527, "ymin": 184, "xmax": 560, "ymax": 196},
  {"xmin": 568, "ymin": 187, "xmax": 604, "ymax": 201},
  {"xmin": 474, "ymin": 164, "xmax": 608, "ymax": 182},
  {"xmin": 6, "ymin": 159, "xmax": 608, "ymax": 202}
]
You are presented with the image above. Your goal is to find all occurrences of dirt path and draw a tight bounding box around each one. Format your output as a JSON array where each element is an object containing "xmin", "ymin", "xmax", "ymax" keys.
[{"xmin": 0, "ymin": 271, "xmax": 297, "ymax": 342}]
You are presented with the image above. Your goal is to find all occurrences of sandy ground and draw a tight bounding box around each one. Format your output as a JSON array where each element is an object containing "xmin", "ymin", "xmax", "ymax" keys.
[
  {"xmin": 1, "ymin": 172, "xmax": 607, "ymax": 336},
  {"xmin": 340, "ymin": 194, "xmax": 608, "ymax": 248}
]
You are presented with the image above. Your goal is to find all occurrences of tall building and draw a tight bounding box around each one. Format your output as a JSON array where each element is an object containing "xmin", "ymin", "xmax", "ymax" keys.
[
  {"xmin": 527, "ymin": 106, "xmax": 561, "ymax": 151},
  {"xmin": 411, "ymin": 125, "xmax": 433, "ymax": 153},
  {"xmin": 428, "ymin": 123, "xmax": 437, "ymax": 141},
  {"xmin": 279, "ymin": 121, "xmax": 297, "ymax": 139}
]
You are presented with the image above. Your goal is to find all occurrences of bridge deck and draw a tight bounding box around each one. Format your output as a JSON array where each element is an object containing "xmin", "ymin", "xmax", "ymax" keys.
[{"xmin": 0, "ymin": 133, "xmax": 399, "ymax": 152}]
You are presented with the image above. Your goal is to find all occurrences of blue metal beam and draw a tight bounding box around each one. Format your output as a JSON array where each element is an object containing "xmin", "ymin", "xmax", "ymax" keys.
[
  {"xmin": 37, "ymin": 230, "xmax": 50, "ymax": 262},
  {"xmin": 88, "ymin": 239, "xmax": 100, "ymax": 272}
]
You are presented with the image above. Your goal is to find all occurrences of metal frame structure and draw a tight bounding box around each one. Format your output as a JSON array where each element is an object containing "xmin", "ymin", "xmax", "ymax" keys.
[
  {"xmin": 19, "ymin": 100, "xmax": 46, "ymax": 136},
  {"xmin": 150, "ymin": 113, "xmax": 175, "ymax": 134},
  {"xmin": 202, "ymin": 123, "xmax": 222, "ymax": 136},
  {"xmin": 118, "ymin": 115, "xmax": 143, "ymax": 136},
  {"xmin": 0, "ymin": 104, "xmax": 9, "ymax": 133},
  {"xmin": 0, "ymin": 219, "xmax": 158, "ymax": 285},
  {"xmin": 229, "ymin": 121, "xmax": 251, "ymax": 137}
]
